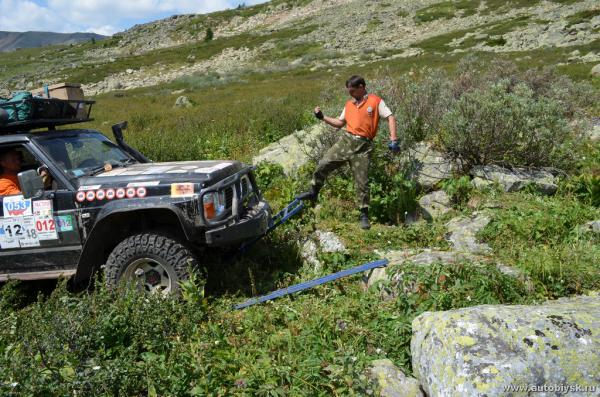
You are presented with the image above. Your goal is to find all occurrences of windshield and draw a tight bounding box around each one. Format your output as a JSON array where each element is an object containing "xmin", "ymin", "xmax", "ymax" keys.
[{"xmin": 34, "ymin": 132, "xmax": 134, "ymax": 178}]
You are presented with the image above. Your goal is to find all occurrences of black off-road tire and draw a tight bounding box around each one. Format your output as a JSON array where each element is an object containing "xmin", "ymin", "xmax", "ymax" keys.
[{"xmin": 105, "ymin": 233, "xmax": 199, "ymax": 295}]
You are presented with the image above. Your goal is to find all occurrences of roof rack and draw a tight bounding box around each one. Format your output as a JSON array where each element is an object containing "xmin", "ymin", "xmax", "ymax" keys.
[{"xmin": 0, "ymin": 98, "xmax": 95, "ymax": 133}]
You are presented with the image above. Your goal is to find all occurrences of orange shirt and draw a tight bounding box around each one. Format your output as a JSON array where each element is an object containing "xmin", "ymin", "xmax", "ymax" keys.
[
  {"xmin": 0, "ymin": 174, "xmax": 21, "ymax": 196},
  {"xmin": 343, "ymin": 94, "xmax": 382, "ymax": 140}
]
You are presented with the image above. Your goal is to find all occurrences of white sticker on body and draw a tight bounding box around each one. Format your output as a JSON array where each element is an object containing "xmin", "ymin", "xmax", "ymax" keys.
[
  {"xmin": 1, "ymin": 216, "xmax": 40, "ymax": 248},
  {"xmin": 3, "ymin": 195, "xmax": 32, "ymax": 217},
  {"xmin": 126, "ymin": 181, "xmax": 160, "ymax": 187},
  {"xmin": 33, "ymin": 200, "xmax": 53, "ymax": 216},
  {"xmin": 194, "ymin": 163, "xmax": 232, "ymax": 174},
  {"xmin": 78, "ymin": 185, "xmax": 102, "ymax": 191},
  {"xmin": 34, "ymin": 215, "xmax": 59, "ymax": 241}
]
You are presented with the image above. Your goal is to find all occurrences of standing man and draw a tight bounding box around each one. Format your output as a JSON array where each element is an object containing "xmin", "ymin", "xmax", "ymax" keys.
[{"xmin": 296, "ymin": 75, "xmax": 400, "ymax": 230}]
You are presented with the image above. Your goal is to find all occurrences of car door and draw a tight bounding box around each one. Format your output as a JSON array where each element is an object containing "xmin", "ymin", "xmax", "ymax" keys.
[{"xmin": 0, "ymin": 142, "xmax": 82, "ymax": 279}]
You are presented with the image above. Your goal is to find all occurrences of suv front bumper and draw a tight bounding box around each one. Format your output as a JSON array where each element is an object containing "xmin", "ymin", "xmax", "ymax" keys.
[{"xmin": 205, "ymin": 200, "xmax": 271, "ymax": 246}]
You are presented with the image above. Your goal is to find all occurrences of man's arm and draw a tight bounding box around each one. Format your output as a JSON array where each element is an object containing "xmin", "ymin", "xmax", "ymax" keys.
[
  {"xmin": 314, "ymin": 106, "xmax": 345, "ymax": 129},
  {"xmin": 388, "ymin": 115, "xmax": 398, "ymax": 141}
]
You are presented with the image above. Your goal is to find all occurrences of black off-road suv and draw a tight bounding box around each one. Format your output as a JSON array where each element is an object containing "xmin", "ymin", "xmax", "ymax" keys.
[{"xmin": 0, "ymin": 98, "xmax": 271, "ymax": 294}]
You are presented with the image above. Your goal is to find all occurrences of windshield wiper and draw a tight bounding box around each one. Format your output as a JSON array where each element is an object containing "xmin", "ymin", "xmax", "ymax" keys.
[{"xmin": 87, "ymin": 165, "xmax": 110, "ymax": 176}]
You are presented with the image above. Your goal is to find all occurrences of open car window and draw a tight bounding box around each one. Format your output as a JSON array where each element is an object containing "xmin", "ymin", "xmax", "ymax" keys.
[{"xmin": 34, "ymin": 132, "xmax": 133, "ymax": 177}]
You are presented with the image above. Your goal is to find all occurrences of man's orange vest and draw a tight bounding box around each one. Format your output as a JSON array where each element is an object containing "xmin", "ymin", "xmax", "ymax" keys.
[{"xmin": 344, "ymin": 94, "xmax": 382, "ymax": 140}]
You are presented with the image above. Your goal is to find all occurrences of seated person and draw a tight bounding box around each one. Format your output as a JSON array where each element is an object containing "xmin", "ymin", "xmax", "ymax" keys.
[{"xmin": 0, "ymin": 149, "xmax": 22, "ymax": 196}]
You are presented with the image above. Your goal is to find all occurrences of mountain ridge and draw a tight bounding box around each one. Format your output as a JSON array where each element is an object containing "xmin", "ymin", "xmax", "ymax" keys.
[{"xmin": 0, "ymin": 31, "xmax": 107, "ymax": 52}]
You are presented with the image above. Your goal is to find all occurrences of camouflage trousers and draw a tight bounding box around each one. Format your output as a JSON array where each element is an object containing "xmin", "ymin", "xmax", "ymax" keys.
[{"xmin": 311, "ymin": 131, "xmax": 374, "ymax": 209}]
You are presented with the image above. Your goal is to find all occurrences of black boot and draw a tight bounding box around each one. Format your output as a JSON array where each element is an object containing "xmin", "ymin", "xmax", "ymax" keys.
[
  {"xmin": 359, "ymin": 207, "xmax": 371, "ymax": 230},
  {"xmin": 296, "ymin": 185, "xmax": 320, "ymax": 202}
]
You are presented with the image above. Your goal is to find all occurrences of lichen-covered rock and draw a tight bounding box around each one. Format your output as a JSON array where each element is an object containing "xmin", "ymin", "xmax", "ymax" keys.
[
  {"xmin": 252, "ymin": 124, "xmax": 327, "ymax": 176},
  {"xmin": 369, "ymin": 359, "xmax": 424, "ymax": 397},
  {"xmin": 445, "ymin": 213, "xmax": 491, "ymax": 254},
  {"xmin": 407, "ymin": 142, "xmax": 455, "ymax": 190},
  {"xmin": 470, "ymin": 165, "xmax": 558, "ymax": 195},
  {"xmin": 418, "ymin": 190, "xmax": 451, "ymax": 221},
  {"xmin": 591, "ymin": 63, "xmax": 600, "ymax": 77},
  {"xmin": 299, "ymin": 229, "xmax": 346, "ymax": 272},
  {"xmin": 411, "ymin": 294, "xmax": 600, "ymax": 397},
  {"xmin": 582, "ymin": 220, "xmax": 600, "ymax": 234},
  {"xmin": 174, "ymin": 95, "xmax": 193, "ymax": 108}
]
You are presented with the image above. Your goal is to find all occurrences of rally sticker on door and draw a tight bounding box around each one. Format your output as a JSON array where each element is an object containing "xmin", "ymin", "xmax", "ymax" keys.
[
  {"xmin": 0, "ymin": 217, "xmax": 40, "ymax": 248},
  {"xmin": 35, "ymin": 215, "xmax": 59, "ymax": 241},
  {"xmin": 3, "ymin": 196, "xmax": 32, "ymax": 217}
]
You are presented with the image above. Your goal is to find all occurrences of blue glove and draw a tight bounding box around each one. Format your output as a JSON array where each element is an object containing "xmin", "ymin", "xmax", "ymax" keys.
[{"xmin": 388, "ymin": 140, "xmax": 400, "ymax": 153}]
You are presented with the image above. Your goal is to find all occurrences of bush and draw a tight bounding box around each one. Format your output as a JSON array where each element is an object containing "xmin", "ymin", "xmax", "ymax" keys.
[
  {"xmin": 439, "ymin": 81, "xmax": 577, "ymax": 171},
  {"xmin": 441, "ymin": 175, "xmax": 473, "ymax": 207}
]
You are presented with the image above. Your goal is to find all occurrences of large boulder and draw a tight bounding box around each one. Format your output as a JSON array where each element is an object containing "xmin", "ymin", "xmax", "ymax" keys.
[
  {"xmin": 407, "ymin": 142, "xmax": 455, "ymax": 191},
  {"xmin": 418, "ymin": 190, "xmax": 451, "ymax": 221},
  {"xmin": 470, "ymin": 165, "xmax": 558, "ymax": 195},
  {"xmin": 411, "ymin": 294, "xmax": 600, "ymax": 397},
  {"xmin": 369, "ymin": 359, "xmax": 424, "ymax": 397},
  {"xmin": 591, "ymin": 63, "xmax": 600, "ymax": 77},
  {"xmin": 581, "ymin": 220, "xmax": 600, "ymax": 234},
  {"xmin": 252, "ymin": 124, "xmax": 328, "ymax": 176}
]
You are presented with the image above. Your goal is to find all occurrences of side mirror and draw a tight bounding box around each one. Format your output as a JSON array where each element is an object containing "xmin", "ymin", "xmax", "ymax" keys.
[{"xmin": 18, "ymin": 169, "xmax": 44, "ymax": 199}]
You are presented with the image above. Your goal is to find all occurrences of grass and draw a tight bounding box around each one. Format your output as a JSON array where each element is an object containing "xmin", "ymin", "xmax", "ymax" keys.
[{"xmin": 565, "ymin": 8, "xmax": 600, "ymax": 28}]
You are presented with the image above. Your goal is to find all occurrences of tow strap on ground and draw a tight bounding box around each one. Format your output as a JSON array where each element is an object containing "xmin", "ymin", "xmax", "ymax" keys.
[
  {"xmin": 233, "ymin": 259, "xmax": 389, "ymax": 310},
  {"xmin": 239, "ymin": 198, "xmax": 305, "ymax": 253}
]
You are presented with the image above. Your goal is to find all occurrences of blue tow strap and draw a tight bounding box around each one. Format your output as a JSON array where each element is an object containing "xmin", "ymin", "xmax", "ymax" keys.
[{"xmin": 233, "ymin": 259, "xmax": 389, "ymax": 310}]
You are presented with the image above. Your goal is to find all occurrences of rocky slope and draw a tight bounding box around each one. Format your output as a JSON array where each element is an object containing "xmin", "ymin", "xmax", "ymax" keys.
[{"xmin": 2, "ymin": 0, "xmax": 599, "ymax": 94}]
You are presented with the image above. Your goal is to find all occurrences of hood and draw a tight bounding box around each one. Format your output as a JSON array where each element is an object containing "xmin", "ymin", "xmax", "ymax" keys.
[{"xmin": 75, "ymin": 160, "xmax": 246, "ymax": 189}]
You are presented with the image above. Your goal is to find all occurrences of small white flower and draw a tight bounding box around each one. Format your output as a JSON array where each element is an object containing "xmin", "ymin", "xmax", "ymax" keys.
[
  {"xmin": 92, "ymin": 366, "xmax": 101, "ymax": 371},
  {"xmin": 376, "ymin": 348, "xmax": 382, "ymax": 354},
  {"xmin": 466, "ymin": 295, "xmax": 471, "ymax": 301},
  {"xmin": 351, "ymin": 356, "xmax": 357, "ymax": 362},
  {"xmin": 10, "ymin": 382, "xmax": 18, "ymax": 387}
]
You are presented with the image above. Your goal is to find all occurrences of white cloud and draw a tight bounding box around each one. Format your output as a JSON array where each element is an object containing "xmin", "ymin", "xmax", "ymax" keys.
[{"xmin": 0, "ymin": 0, "xmax": 268, "ymax": 35}]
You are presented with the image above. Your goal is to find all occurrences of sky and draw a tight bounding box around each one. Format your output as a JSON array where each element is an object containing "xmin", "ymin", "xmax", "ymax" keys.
[{"xmin": 0, "ymin": 0, "xmax": 268, "ymax": 36}]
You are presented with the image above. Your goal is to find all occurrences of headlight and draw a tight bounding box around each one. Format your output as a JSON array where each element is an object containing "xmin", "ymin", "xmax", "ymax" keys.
[{"xmin": 203, "ymin": 191, "xmax": 226, "ymax": 220}]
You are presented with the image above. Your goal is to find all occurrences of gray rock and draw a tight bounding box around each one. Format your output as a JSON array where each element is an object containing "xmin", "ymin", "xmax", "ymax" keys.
[
  {"xmin": 470, "ymin": 165, "xmax": 558, "ymax": 195},
  {"xmin": 407, "ymin": 142, "xmax": 455, "ymax": 190},
  {"xmin": 107, "ymin": 79, "xmax": 122, "ymax": 91},
  {"xmin": 411, "ymin": 294, "xmax": 600, "ymax": 397},
  {"xmin": 445, "ymin": 213, "xmax": 491, "ymax": 254},
  {"xmin": 315, "ymin": 230, "xmax": 347, "ymax": 253},
  {"xmin": 365, "ymin": 248, "xmax": 532, "ymax": 293},
  {"xmin": 591, "ymin": 64, "xmax": 600, "ymax": 77},
  {"xmin": 174, "ymin": 95, "xmax": 193, "ymax": 108},
  {"xmin": 369, "ymin": 359, "xmax": 424, "ymax": 397},
  {"xmin": 252, "ymin": 123, "xmax": 328, "ymax": 176},
  {"xmin": 299, "ymin": 230, "xmax": 346, "ymax": 272},
  {"xmin": 582, "ymin": 220, "xmax": 600, "ymax": 234},
  {"xmin": 418, "ymin": 190, "xmax": 451, "ymax": 221}
]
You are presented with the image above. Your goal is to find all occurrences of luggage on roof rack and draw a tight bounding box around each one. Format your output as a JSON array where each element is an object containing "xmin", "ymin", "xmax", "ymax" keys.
[{"xmin": 0, "ymin": 97, "xmax": 95, "ymax": 133}]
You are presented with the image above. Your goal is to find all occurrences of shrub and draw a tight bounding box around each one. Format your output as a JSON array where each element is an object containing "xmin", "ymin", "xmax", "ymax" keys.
[
  {"xmin": 441, "ymin": 175, "xmax": 473, "ymax": 207},
  {"xmin": 561, "ymin": 174, "xmax": 600, "ymax": 207},
  {"xmin": 370, "ymin": 70, "xmax": 452, "ymax": 148},
  {"xmin": 439, "ymin": 81, "xmax": 577, "ymax": 171}
]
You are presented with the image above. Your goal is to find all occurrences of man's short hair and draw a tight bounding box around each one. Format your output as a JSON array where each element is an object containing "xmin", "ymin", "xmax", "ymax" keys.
[
  {"xmin": 346, "ymin": 75, "xmax": 366, "ymax": 88},
  {"xmin": 0, "ymin": 149, "xmax": 18, "ymax": 162}
]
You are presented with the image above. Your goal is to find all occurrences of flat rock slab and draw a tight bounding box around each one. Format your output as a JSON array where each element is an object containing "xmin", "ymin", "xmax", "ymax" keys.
[
  {"xmin": 365, "ymin": 249, "xmax": 531, "ymax": 293},
  {"xmin": 411, "ymin": 294, "xmax": 600, "ymax": 397},
  {"xmin": 419, "ymin": 190, "xmax": 451, "ymax": 221},
  {"xmin": 369, "ymin": 359, "xmax": 424, "ymax": 397},
  {"xmin": 252, "ymin": 124, "xmax": 327, "ymax": 176},
  {"xmin": 471, "ymin": 165, "xmax": 558, "ymax": 195},
  {"xmin": 445, "ymin": 213, "xmax": 492, "ymax": 255}
]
